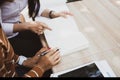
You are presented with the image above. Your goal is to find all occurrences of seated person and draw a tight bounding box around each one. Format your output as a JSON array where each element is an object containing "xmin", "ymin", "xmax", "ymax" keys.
[
  {"xmin": 0, "ymin": 0, "xmax": 73, "ymax": 57},
  {"xmin": 0, "ymin": 23, "xmax": 61, "ymax": 77},
  {"xmin": 0, "ymin": 1, "xmax": 60, "ymax": 76}
]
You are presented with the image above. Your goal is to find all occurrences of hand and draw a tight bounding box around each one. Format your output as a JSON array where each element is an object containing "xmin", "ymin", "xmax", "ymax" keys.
[
  {"xmin": 36, "ymin": 48, "xmax": 61, "ymax": 72},
  {"xmin": 27, "ymin": 21, "xmax": 52, "ymax": 35},
  {"xmin": 22, "ymin": 47, "xmax": 48, "ymax": 68},
  {"xmin": 52, "ymin": 11, "xmax": 73, "ymax": 18}
]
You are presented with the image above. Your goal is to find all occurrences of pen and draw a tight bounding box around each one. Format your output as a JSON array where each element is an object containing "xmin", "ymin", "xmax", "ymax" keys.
[
  {"xmin": 40, "ymin": 51, "xmax": 48, "ymax": 56},
  {"xmin": 55, "ymin": 49, "xmax": 59, "ymax": 52},
  {"xmin": 40, "ymin": 49, "xmax": 59, "ymax": 56}
]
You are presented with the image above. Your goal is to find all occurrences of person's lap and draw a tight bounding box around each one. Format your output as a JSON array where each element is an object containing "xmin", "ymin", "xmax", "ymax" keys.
[{"xmin": 9, "ymin": 31, "xmax": 53, "ymax": 77}]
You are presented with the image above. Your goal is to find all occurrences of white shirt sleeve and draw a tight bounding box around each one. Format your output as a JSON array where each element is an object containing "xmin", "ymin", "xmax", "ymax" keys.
[
  {"xmin": 18, "ymin": 55, "xmax": 27, "ymax": 65},
  {"xmin": 2, "ymin": 23, "xmax": 14, "ymax": 37}
]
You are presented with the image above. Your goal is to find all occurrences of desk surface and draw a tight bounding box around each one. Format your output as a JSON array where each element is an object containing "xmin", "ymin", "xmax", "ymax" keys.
[{"xmin": 52, "ymin": 0, "xmax": 120, "ymax": 77}]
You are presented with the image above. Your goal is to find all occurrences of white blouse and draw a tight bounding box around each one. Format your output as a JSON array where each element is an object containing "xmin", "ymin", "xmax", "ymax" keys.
[{"xmin": 0, "ymin": 0, "xmax": 44, "ymax": 38}]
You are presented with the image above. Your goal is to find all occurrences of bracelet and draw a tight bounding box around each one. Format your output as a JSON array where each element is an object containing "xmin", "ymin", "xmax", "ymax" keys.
[{"xmin": 49, "ymin": 10, "xmax": 55, "ymax": 19}]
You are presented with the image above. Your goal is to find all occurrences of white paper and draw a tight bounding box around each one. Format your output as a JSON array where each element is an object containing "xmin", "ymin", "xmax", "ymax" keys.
[
  {"xmin": 41, "ymin": 17, "xmax": 89, "ymax": 56},
  {"xmin": 35, "ymin": 1, "xmax": 89, "ymax": 56}
]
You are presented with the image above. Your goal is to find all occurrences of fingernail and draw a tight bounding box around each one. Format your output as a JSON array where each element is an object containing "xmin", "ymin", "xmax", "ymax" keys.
[{"xmin": 48, "ymin": 47, "xmax": 51, "ymax": 50}]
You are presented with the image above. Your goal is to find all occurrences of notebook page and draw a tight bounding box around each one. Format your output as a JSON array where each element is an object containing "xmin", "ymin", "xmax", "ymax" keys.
[{"xmin": 43, "ymin": 17, "xmax": 89, "ymax": 56}]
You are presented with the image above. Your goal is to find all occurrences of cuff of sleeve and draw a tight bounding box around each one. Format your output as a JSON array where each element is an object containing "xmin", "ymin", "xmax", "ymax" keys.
[
  {"xmin": 18, "ymin": 55, "xmax": 27, "ymax": 65},
  {"xmin": 2, "ymin": 23, "xmax": 14, "ymax": 36}
]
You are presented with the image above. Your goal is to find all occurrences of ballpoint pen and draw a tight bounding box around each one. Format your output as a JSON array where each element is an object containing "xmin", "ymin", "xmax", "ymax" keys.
[
  {"xmin": 40, "ymin": 50, "xmax": 48, "ymax": 56},
  {"xmin": 40, "ymin": 49, "xmax": 59, "ymax": 56}
]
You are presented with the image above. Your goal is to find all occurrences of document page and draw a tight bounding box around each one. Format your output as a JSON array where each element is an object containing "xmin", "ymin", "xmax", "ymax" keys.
[{"xmin": 42, "ymin": 17, "xmax": 89, "ymax": 56}]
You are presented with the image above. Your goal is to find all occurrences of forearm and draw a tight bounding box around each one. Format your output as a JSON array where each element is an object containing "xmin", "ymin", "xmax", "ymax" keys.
[
  {"xmin": 13, "ymin": 22, "xmax": 30, "ymax": 33},
  {"xmin": 41, "ymin": 9, "xmax": 73, "ymax": 19},
  {"xmin": 41, "ymin": 9, "xmax": 51, "ymax": 18},
  {"xmin": 41, "ymin": 9, "xmax": 57, "ymax": 18}
]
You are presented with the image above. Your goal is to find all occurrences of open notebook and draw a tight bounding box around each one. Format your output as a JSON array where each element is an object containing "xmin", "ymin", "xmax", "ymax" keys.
[
  {"xmin": 39, "ymin": 17, "xmax": 89, "ymax": 56},
  {"xmin": 36, "ymin": 1, "xmax": 89, "ymax": 56}
]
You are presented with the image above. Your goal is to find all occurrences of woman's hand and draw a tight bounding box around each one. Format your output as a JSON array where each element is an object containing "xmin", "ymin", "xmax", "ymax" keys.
[
  {"xmin": 27, "ymin": 21, "xmax": 52, "ymax": 35},
  {"xmin": 41, "ymin": 9, "xmax": 73, "ymax": 19},
  {"xmin": 51, "ymin": 11, "xmax": 73, "ymax": 18},
  {"xmin": 14, "ymin": 21, "xmax": 52, "ymax": 35},
  {"xmin": 36, "ymin": 48, "xmax": 61, "ymax": 72},
  {"xmin": 22, "ymin": 47, "xmax": 48, "ymax": 68}
]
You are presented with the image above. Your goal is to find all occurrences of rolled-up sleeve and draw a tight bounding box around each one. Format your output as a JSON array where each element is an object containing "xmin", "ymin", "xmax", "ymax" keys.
[{"xmin": 2, "ymin": 23, "xmax": 14, "ymax": 37}]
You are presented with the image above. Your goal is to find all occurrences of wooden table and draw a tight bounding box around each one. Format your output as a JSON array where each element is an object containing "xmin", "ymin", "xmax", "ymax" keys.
[{"xmin": 52, "ymin": 0, "xmax": 120, "ymax": 77}]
